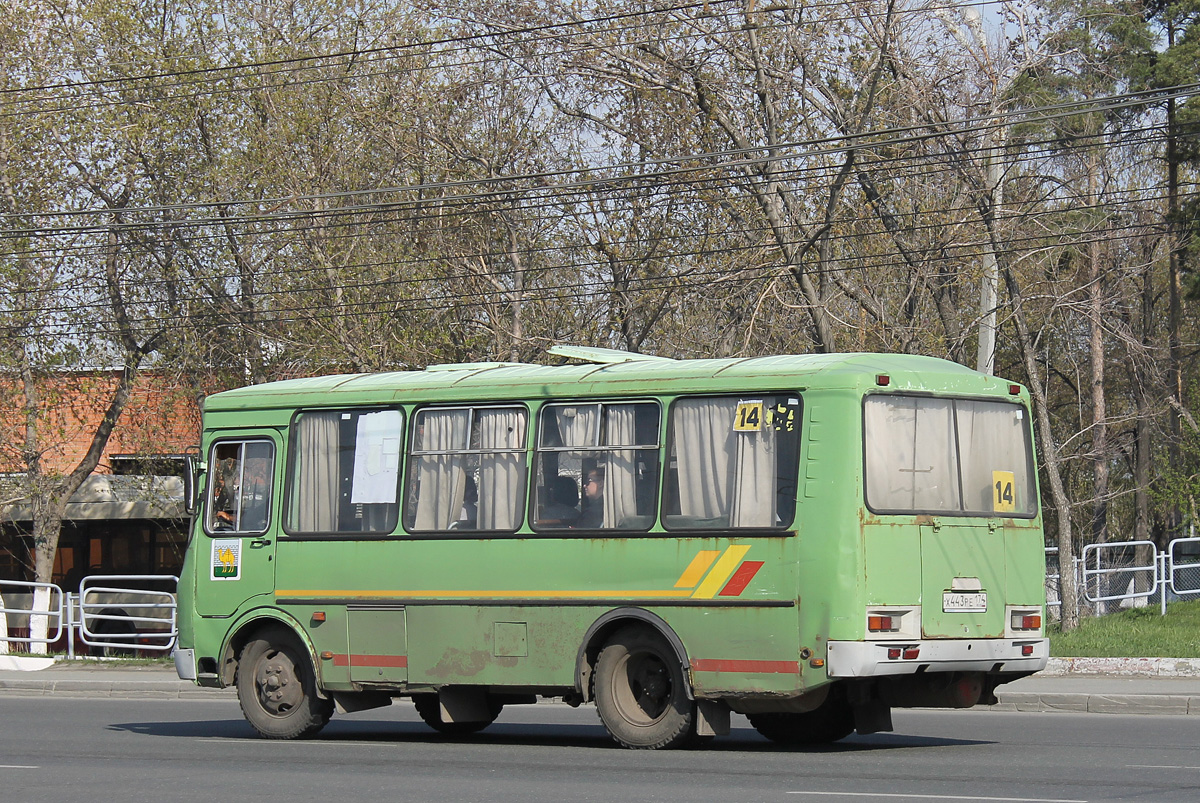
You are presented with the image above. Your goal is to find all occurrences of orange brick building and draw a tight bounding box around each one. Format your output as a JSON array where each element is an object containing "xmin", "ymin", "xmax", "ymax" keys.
[{"xmin": 0, "ymin": 370, "xmax": 205, "ymax": 586}]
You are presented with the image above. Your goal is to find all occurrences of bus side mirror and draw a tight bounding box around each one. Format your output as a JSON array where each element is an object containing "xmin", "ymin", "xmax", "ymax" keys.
[{"xmin": 183, "ymin": 453, "xmax": 200, "ymax": 516}]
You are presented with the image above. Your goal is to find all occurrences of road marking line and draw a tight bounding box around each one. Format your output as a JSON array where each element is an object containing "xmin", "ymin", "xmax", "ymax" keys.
[
  {"xmin": 1128, "ymin": 764, "xmax": 1200, "ymax": 770},
  {"xmin": 0, "ymin": 765, "xmax": 39, "ymax": 769},
  {"xmin": 788, "ymin": 793, "xmax": 1088, "ymax": 803}
]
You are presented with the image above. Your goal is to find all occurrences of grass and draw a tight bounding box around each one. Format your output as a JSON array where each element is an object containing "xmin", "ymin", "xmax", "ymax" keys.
[{"xmin": 1049, "ymin": 599, "xmax": 1200, "ymax": 658}]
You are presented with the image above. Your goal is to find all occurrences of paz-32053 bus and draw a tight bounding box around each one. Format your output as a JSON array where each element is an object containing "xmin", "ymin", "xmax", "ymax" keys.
[{"xmin": 174, "ymin": 347, "xmax": 1047, "ymax": 749}]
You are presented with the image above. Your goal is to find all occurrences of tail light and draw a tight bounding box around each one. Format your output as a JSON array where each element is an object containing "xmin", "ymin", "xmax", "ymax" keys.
[
  {"xmin": 1011, "ymin": 613, "xmax": 1041, "ymax": 631},
  {"xmin": 868, "ymin": 615, "xmax": 900, "ymax": 632}
]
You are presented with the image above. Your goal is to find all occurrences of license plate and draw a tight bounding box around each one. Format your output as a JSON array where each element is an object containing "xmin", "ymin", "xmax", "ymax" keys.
[{"xmin": 943, "ymin": 591, "xmax": 987, "ymax": 613}]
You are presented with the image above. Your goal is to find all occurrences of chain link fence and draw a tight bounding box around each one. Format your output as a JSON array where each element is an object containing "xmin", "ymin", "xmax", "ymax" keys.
[{"xmin": 1047, "ymin": 538, "xmax": 1200, "ymax": 620}]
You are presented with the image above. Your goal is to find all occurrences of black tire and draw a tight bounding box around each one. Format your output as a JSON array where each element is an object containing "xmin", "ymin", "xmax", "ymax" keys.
[
  {"xmin": 747, "ymin": 692, "xmax": 854, "ymax": 745},
  {"xmin": 87, "ymin": 609, "xmax": 133, "ymax": 658},
  {"xmin": 412, "ymin": 693, "xmax": 503, "ymax": 736},
  {"xmin": 236, "ymin": 626, "xmax": 333, "ymax": 740},
  {"xmin": 594, "ymin": 626, "xmax": 694, "ymax": 750}
]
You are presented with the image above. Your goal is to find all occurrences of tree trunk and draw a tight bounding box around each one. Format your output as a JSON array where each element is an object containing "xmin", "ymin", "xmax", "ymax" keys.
[{"xmin": 1003, "ymin": 264, "xmax": 1080, "ymax": 629}]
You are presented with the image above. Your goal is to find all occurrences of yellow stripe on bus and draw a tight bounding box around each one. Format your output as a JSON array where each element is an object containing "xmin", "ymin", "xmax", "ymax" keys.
[
  {"xmin": 674, "ymin": 550, "xmax": 721, "ymax": 588},
  {"xmin": 692, "ymin": 545, "xmax": 752, "ymax": 599}
]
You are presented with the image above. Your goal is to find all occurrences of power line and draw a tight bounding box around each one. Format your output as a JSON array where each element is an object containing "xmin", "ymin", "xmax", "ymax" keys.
[{"xmin": 2, "ymin": 80, "xmax": 1194, "ymax": 239}]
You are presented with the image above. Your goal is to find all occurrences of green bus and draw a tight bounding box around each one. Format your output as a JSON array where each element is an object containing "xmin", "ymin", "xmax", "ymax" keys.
[{"xmin": 174, "ymin": 347, "xmax": 1047, "ymax": 749}]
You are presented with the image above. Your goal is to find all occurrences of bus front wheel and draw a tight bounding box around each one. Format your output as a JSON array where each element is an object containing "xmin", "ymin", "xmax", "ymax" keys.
[
  {"xmin": 236, "ymin": 627, "xmax": 333, "ymax": 740},
  {"xmin": 594, "ymin": 626, "xmax": 693, "ymax": 749}
]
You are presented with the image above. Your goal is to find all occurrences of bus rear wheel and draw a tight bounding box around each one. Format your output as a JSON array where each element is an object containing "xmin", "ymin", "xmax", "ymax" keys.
[
  {"xmin": 594, "ymin": 626, "xmax": 693, "ymax": 750},
  {"xmin": 747, "ymin": 693, "xmax": 854, "ymax": 745},
  {"xmin": 236, "ymin": 626, "xmax": 333, "ymax": 740},
  {"xmin": 412, "ymin": 694, "xmax": 503, "ymax": 736}
]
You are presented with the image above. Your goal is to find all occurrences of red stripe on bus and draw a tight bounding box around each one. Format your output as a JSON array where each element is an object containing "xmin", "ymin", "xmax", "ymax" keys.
[
  {"xmin": 690, "ymin": 658, "xmax": 800, "ymax": 674},
  {"xmin": 331, "ymin": 654, "xmax": 408, "ymax": 668},
  {"xmin": 718, "ymin": 561, "xmax": 765, "ymax": 596}
]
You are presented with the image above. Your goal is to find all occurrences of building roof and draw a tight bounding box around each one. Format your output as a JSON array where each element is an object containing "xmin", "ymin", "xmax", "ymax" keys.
[{"xmin": 0, "ymin": 475, "xmax": 184, "ymax": 523}]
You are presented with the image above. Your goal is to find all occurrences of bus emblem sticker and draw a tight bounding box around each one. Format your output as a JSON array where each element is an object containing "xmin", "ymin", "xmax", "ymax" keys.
[{"xmin": 211, "ymin": 539, "xmax": 241, "ymax": 581}]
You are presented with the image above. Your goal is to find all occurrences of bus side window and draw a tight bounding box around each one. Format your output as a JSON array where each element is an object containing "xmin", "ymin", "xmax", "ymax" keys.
[
  {"xmin": 285, "ymin": 409, "xmax": 404, "ymax": 534},
  {"xmin": 403, "ymin": 405, "xmax": 528, "ymax": 533},
  {"xmin": 532, "ymin": 401, "xmax": 660, "ymax": 532},
  {"xmin": 663, "ymin": 395, "xmax": 801, "ymax": 530},
  {"xmin": 207, "ymin": 440, "xmax": 274, "ymax": 534}
]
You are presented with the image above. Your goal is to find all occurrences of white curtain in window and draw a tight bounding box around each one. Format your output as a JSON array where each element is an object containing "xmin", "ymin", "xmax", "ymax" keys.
[
  {"xmin": 731, "ymin": 420, "xmax": 776, "ymax": 527},
  {"xmin": 413, "ymin": 409, "xmax": 470, "ymax": 530},
  {"xmin": 477, "ymin": 407, "xmax": 527, "ymax": 530},
  {"xmin": 602, "ymin": 405, "xmax": 639, "ymax": 528},
  {"xmin": 553, "ymin": 405, "xmax": 598, "ymax": 448},
  {"xmin": 864, "ymin": 398, "xmax": 958, "ymax": 511},
  {"xmin": 674, "ymin": 399, "xmax": 735, "ymax": 520},
  {"xmin": 291, "ymin": 413, "xmax": 339, "ymax": 532},
  {"xmin": 957, "ymin": 401, "xmax": 1028, "ymax": 513}
]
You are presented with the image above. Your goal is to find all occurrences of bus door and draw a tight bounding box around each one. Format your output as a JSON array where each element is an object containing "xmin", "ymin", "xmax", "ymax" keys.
[
  {"xmin": 195, "ymin": 434, "xmax": 281, "ymax": 617},
  {"xmin": 919, "ymin": 518, "xmax": 1006, "ymax": 639}
]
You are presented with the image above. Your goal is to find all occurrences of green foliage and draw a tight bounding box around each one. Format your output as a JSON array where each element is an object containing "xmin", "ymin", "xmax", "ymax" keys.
[{"xmin": 1049, "ymin": 600, "xmax": 1200, "ymax": 657}]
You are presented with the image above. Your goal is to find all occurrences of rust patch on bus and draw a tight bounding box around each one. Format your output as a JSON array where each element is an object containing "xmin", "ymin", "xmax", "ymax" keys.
[{"xmin": 428, "ymin": 648, "xmax": 491, "ymax": 679}]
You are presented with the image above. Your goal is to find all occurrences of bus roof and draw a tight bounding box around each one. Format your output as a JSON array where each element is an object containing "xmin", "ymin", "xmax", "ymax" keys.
[{"xmin": 203, "ymin": 351, "xmax": 1016, "ymax": 413}]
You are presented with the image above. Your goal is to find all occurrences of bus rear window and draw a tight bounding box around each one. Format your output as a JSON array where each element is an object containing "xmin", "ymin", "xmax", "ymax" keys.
[
  {"xmin": 663, "ymin": 395, "xmax": 801, "ymax": 530},
  {"xmin": 864, "ymin": 395, "xmax": 1036, "ymax": 517}
]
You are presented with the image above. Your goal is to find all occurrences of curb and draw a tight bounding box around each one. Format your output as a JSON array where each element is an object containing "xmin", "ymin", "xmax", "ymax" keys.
[
  {"xmin": 993, "ymin": 691, "xmax": 1200, "ymax": 715},
  {"xmin": 0, "ymin": 677, "xmax": 232, "ymax": 700},
  {"xmin": 1040, "ymin": 657, "xmax": 1200, "ymax": 677}
]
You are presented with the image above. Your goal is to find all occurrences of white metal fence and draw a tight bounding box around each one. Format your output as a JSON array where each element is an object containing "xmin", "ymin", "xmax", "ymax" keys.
[
  {"xmin": 0, "ymin": 575, "xmax": 177, "ymax": 658},
  {"xmin": 1047, "ymin": 538, "xmax": 1200, "ymax": 618}
]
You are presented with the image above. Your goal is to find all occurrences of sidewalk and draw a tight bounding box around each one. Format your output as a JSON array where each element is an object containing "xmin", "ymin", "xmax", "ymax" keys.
[
  {"xmin": 0, "ymin": 658, "xmax": 231, "ymax": 700},
  {"xmin": 3, "ymin": 657, "xmax": 1200, "ymax": 713}
]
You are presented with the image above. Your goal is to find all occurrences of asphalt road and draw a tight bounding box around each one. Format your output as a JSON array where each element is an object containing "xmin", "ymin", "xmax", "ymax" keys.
[{"xmin": 1, "ymin": 697, "xmax": 1198, "ymax": 803}]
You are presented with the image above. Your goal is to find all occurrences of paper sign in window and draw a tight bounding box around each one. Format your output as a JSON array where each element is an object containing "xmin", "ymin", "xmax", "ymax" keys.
[{"xmin": 351, "ymin": 410, "xmax": 403, "ymax": 504}]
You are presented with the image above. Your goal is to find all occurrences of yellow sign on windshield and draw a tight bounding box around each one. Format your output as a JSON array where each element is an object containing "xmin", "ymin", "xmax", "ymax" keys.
[{"xmin": 993, "ymin": 470, "xmax": 1016, "ymax": 513}]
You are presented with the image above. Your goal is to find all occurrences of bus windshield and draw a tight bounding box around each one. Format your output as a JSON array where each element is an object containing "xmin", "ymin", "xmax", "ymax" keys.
[{"xmin": 863, "ymin": 395, "xmax": 1036, "ymax": 517}]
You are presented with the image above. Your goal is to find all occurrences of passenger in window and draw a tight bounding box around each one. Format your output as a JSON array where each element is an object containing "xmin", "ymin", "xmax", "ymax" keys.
[
  {"xmin": 539, "ymin": 475, "xmax": 580, "ymax": 527},
  {"xmin": 458, "ymin": 476, "xmax": 478, "ymax": 529},
  {"xmin": 212, "ymin": 457, "xmax": 239, "ymax": 529},
  {"xmin": 575, "ymin": 467, "xmax": 605, "ymax": 529},
  {"xmin": 238, "ymin": 456, "xmax": 272, "ymax": 531}
]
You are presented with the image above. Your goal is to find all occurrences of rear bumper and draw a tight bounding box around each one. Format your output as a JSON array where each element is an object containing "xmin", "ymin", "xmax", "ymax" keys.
[{"xmin": 827, "ymin": 638, "xmax": 1049, "ymax": 678}]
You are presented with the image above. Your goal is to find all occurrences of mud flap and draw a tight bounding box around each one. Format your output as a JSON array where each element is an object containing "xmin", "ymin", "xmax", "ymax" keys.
[
  {"xmin": 695, "ymin": 699, "xmax": 731, "ymax": 737},
  {"xmin": 852, "ymin": 699, "xmax": 893, "ymax": 735}
]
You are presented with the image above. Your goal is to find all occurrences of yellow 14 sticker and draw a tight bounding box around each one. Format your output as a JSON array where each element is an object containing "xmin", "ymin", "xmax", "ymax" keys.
[
  {"xmin": 734, "ymin": 401, "xmax": 765, "ymax": 432},
  {"xmin": 992, "ymin": 470, "xmax": 1016, "ymax": 513}
]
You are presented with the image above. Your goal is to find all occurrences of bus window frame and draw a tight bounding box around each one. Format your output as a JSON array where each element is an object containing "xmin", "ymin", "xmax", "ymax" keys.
[
  {"xmin": 403, "ymin": 402, "xmax": 531, "ymax": 536},
  {"xmin": 202, "ymin": 437, "xmax": 276, "ymax": 537},
  {"xmin": 281, "ymin": 406, "xmax": 407, "ymax": 538},
  {"xmin": 861, "ymin": 392, "xmax": 1039, "ymax": 519},
  {"xmin": 530, "ymin": 398, "xmax": 662, "ymax": 534},
  {"xmin": 661, "ymin": 392, "xmax": 803, "ymax": 533}
]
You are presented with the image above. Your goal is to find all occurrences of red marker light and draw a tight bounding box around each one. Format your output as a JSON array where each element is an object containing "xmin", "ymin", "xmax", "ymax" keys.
[
  {"xmin": 887, "ymin": 648, "xmax": 901, "ymax": 660},
  {"xmin": 876, "ymin": 374, "xmax": 890, "ymax": 386},
  {"xmin": 903, "ymin": 647, "xmax": 920, "ymax": 660},
  {"xmin": 1022, "ymin": 645, "xmax": 1034, "ymax": 657}
]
